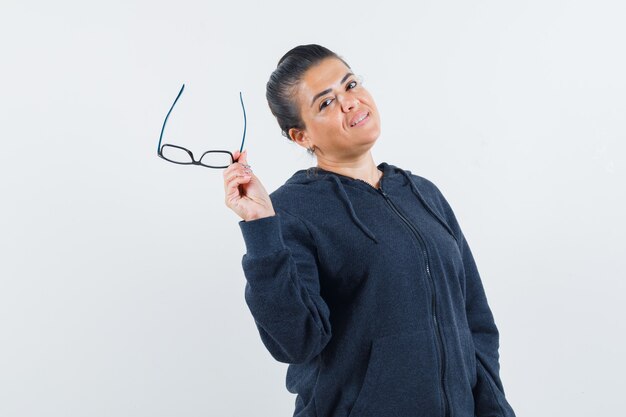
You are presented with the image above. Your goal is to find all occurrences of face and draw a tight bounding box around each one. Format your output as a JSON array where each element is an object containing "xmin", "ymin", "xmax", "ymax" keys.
[{"xmin": 289, "ymin": 57, "xmax": 381, "ymax": 161}]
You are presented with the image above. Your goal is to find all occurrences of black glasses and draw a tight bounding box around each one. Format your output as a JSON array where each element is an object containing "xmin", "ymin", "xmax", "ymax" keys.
[{"xmin": 157, "ymin": 84, "xmax": 246, "ymax": 168}]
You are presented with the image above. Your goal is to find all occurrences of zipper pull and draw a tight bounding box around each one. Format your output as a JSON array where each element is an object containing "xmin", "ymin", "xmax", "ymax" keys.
[{"xmin": 378, "ymin": 185, "xmax": 389, "ymax": 199}]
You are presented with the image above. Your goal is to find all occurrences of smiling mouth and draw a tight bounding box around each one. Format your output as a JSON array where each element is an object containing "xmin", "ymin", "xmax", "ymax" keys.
[{"xmin": 350, "ymin": 112, "xmax": 370, "ymax": 127}]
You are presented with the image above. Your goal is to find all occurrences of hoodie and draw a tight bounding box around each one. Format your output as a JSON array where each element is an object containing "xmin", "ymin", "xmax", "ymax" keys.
[{"xmin": 238, "ymin": 161, "xmax": 516, "ymax": 417}]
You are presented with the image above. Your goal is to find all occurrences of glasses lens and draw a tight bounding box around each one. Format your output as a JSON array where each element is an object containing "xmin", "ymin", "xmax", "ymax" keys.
[
  {"xmin": 200, "ymin": 151, "xmax": 232, "ymax": 168},
  {"xmin": 161, "ymin": 145, "xmax": 193, "ymax": 164}
]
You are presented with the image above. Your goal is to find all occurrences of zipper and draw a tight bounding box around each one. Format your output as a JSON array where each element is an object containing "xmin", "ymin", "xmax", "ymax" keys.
[{"xmin": 356, "ymin": 177, "xmax": 450, "ymax": 417}]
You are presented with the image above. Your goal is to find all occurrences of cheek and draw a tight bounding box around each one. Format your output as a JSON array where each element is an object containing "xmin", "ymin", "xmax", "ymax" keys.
[
  {"xmin": 312, "ymin": 112, "xmax": 343, "ymax": 131},
  {"xmin": 364, "ymin": 92, "xmax": 377, "ymax": 109}
]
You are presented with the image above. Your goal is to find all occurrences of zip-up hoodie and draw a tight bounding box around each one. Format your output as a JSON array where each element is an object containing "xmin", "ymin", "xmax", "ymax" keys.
[{"xmin": 238, "ymin": 161, "xmax": 516, "ymax": 417}]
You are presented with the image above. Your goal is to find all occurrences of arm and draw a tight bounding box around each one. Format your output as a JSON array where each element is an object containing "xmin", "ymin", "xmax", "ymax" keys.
[
  {"xmin": 424, "ymin": 180, "xmax": 516, "ymax": 417},
  {"xmin": 457, "ymin": 228, "xmax": 516, "ymax": 417},
  {"xmin": 238, "ymin": 209, "xmax": 332, "ymax": 365}
]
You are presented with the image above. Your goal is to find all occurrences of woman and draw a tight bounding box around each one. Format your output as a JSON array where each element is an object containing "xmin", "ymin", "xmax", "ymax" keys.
[{"xmin": 223, "ymin": 44, "xmax": 516, "ymax": 417}]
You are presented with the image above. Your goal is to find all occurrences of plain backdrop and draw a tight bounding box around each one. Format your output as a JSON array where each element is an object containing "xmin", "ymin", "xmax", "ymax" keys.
[{"xmin": 1, "ymin": 0, "xmax": 624, "ymax": 416}]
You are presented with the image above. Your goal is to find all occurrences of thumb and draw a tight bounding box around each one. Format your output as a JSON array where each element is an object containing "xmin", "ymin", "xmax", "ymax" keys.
[{"xmin": 239, "ymin": 149, "xmax": 248, "ymax": 165}]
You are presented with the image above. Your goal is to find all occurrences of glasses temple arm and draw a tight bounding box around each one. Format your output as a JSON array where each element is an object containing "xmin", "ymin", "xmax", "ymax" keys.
[
  {"xmin": 239, "ymin": 91, "xmax": 246, "ymax": 154},
  {"xmin": 158, "ymin": 84, "xmax": 185, "ymax": 154}
]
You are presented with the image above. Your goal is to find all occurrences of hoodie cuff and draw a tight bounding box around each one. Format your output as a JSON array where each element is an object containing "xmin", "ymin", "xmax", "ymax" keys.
[{"xmin": 238, "ymin": 214, "xmax": 286, "ymax": 257}]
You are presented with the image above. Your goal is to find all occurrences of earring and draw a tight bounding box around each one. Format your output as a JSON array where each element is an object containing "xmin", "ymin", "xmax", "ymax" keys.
[{"xmin": 307, "ymin": 145, "xmax": 316, "ymax": 155}]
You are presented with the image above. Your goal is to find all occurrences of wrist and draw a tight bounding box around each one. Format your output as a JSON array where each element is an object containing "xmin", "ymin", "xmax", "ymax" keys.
[{"xmin": 246, "ymin": 210, "xmax": 276, "ymax": 222}]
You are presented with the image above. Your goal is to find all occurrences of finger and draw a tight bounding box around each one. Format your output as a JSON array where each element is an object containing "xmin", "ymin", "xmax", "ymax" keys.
[
  {"xmin": 223, "ymin": 155, "xmax": 243, "ymax": 177},
  {"xmin": 239, "ymin": 152, "xmax": 254, "ymax": 172},
  {"xmin": 226, "ymin": 170, "xmax": 252, "ymax": 184},
  {"xmin": 238, "ymin": 149, "xmax": 248, "ymax": 165},
  {"xmin": 226, "ymin": 173, "xmax": 252, "ymax": 196},
  {"xmin": 223, "ymin": 163, "xmax": 237, "ymax": 179},
  {"xmin": 223, "ymin": 152, "xmax": 251, "ymax": 181},
  {"xmin": 224, "ymin": 170, "xmax": 244, "ymax": 193},
  {"xmin": 225, "ymin": 165, "xmax": 253, "ymax": 183},
  {"xmin": 224, "ymin": 163, "xmax": 254, "ymax": 182}
]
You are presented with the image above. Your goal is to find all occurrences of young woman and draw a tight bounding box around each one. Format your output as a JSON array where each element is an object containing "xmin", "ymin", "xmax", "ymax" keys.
[{"xmin": 223, "ymin": 44, "xmax": 516, "ymax": 417}]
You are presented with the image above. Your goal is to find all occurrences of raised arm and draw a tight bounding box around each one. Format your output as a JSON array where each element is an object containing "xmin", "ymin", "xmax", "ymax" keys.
[
  {"xmin": 224, "ymin": 150, "xmax": 332, "ymax": 364},
  {"xmin": 238, "ymin": 210, "xmax": 332, "ymax": 364}
]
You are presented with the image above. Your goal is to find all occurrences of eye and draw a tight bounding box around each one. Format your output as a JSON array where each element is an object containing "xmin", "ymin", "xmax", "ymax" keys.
[
  {"xmin": 319, "ymin": 98, "xmax": 333, "ymax": 111},
  {"xmin": 319, "ymin": 79, "xmax": 360, "ymax": 111}
]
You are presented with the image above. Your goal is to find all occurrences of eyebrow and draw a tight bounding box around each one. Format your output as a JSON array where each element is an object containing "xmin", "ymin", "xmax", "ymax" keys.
[{"xmin": 310, "ymin": 72, "xmax": 354, "ymax": 107}]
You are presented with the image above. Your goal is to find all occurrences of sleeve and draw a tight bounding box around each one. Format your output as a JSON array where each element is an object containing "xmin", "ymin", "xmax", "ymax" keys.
[
  {"xmin": 457, "ymin": 228, "xmax": 517, "ymax": 417},
  {"xmin": 238, "ymin": 210, "xmax": 332, "ymax": 365},
  {"xmin": 428, "ymin": 183, "xmax": 516, "ymax": 417}
]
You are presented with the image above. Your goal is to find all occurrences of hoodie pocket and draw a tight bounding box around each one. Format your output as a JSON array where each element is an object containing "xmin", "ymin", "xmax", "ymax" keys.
[
  {"xmin": 462, "ymin": 328, "xmax": 478, "ymax": 388},
  {"xmin": 347, "ymin": 330, "xmax": 442, "ymax": 417}
]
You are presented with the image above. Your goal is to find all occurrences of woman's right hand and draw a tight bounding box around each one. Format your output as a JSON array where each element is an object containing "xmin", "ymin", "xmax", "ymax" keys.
[{"xmin": 223, "ymin": 149, "xmax": 276, "ymax": 222}]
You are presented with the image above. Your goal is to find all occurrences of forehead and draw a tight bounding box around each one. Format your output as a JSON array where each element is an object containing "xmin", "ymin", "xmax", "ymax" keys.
[{"xmin": 298, "ymin": 57, "xmax": 352, "ymax": 98}]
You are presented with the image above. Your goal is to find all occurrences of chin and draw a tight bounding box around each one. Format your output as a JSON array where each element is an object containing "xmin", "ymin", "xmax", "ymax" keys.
[
  {"xmin": 366, "ymin": 125, "xmax": 382, "ymax": 143},
  {"xmin": 360, "ymin": 132, "xmax": 380, "ymax": 148}
]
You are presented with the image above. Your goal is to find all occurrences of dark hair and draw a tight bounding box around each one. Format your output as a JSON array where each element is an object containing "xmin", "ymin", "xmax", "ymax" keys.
[{"xmin": 266, "ymin": 44, "xmax": 351, "ymax": 142}]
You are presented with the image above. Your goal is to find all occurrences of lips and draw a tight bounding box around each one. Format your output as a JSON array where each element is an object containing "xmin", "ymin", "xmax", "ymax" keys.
[{"xmin": 349, "ymin": 111, "xmax": 370, "ymax": 127}]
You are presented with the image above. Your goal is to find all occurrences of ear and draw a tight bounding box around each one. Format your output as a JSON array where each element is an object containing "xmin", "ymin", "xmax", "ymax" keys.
[{"xmin": 288, "ymin": 128, "xmax": 312, "ymax": 150}]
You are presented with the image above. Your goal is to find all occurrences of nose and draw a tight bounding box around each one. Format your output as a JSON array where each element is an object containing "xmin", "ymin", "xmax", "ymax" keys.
[{"xmin": 338, "ymin": 94, "xmax": 359, "ymax": 113}]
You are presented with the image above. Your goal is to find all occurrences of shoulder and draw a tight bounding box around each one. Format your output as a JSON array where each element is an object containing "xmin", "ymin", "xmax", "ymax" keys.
[
  {"xmin": 268, "ymin": 182, "xmax": 312, "ymax": 215},
  {"xmin": 267, "ymin": 168, "xmax": 338, "ymax": 220},
  {"xmin": 409, "ymin": 171, "xmax": 442, "ymax": 197},
  {"xmin": 262, "ymin": 182, "xmax": 323, "ymax": 239},
  {"xmin": 393, "ymin": 164, "xmax": 462, "ymax": 234},
  {"xmin": 394, "ymin": 164, "xmax": 448, "ymax": 205}
]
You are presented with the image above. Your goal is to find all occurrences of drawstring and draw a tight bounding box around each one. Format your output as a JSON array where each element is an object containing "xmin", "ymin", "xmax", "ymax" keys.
[
  {"xmin": 329, "ymin": 176, "xmax": 379, "ymax": 244},
  {"xmin": 397, "ymin": 169, "xmax": 459, "ymax": 244},
  {"xmin": 300, "ymin": 166, "xmax": 455, "ymax": 246}
]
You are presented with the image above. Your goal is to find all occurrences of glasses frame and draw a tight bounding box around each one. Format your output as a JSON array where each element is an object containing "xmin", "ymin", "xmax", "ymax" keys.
[{"xmin": 157, "ymin": 84, "xmax": 246, "ymax": 168}]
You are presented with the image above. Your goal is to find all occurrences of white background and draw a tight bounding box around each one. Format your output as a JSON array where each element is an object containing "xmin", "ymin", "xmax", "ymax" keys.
[{"xmin": 1, "ymin": 0, "xmax": 624, "ymax": 416}]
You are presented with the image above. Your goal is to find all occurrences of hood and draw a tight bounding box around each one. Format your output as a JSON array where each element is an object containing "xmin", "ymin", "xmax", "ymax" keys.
[{"xmin": 281, "ymin": 162, "xmax": 456, "ymax": 245}]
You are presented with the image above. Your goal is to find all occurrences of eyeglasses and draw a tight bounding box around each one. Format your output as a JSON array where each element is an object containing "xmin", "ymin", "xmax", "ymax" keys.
[{"xmin": 157, "ymin": 84, "xmax": 246, "ymax": 168}]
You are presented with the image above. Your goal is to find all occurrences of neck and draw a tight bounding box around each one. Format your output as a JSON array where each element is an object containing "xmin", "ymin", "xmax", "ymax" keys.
[{"xmin": 316, "ymin": 153, "xmax": 383, "ymax": 188}]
